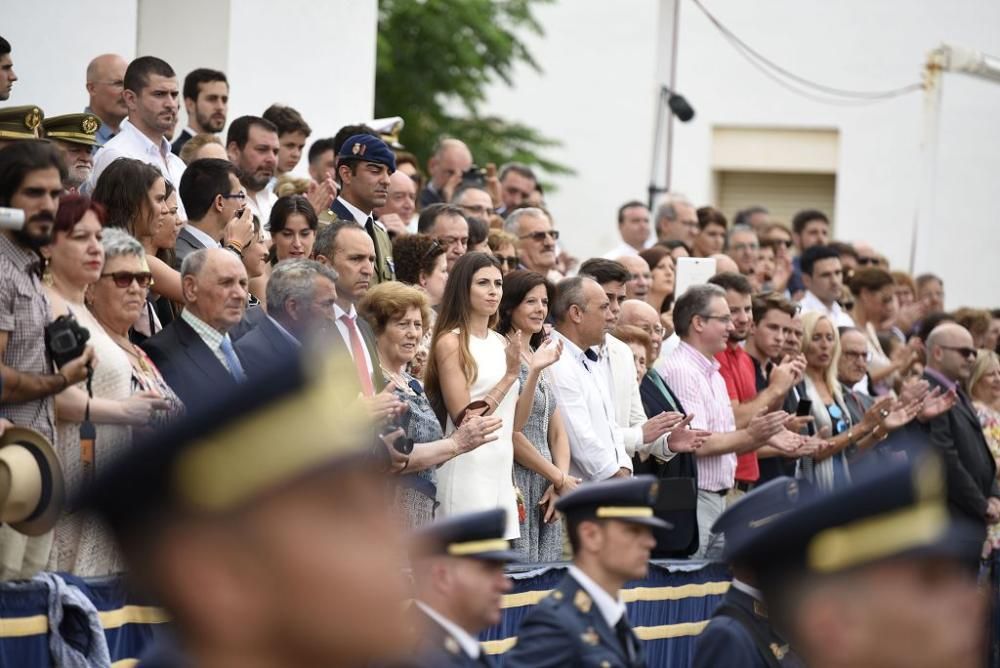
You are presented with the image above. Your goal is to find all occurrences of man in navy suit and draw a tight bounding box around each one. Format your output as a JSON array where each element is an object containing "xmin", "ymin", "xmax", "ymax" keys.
[
  {"xmin": 142, "ymin": 248, "xmax": 248, "ymax": 406},
  {"xmin": 234, "ymin": 259, "xmax": 342, "ymax": 378}
]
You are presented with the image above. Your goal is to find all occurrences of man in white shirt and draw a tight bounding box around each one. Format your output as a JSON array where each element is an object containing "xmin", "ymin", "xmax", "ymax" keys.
[
  {"xmin": 797, "ymin": 244, "xmax": 855, "ymax": 328},
  {"xmin": 88, "ymin": 56, "xmax": 187, "ymax": 219},
  {"xmin": 603, "ymin": 200, "xmax": 652, "ymax": 259},
  {"xmin": 505, "ymin": 476, "xmax": 667, "ymax": 668},
  {"xmin": 226, "ymin": 115, "xmax": 279, "ymax": 231},
  {"xmin": 409, "ymin": 509, "xmax": 519, "ymax": 667}
]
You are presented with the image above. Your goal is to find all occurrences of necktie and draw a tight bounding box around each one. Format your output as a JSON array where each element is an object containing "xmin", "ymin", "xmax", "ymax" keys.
[
  {"xmin": 614, "ymin": 616, "xmax": 638, "ymax": 664},
  {"xmin": 219, "ymin": 335, "xmax": 247, "ymax": 383},
  {"xmin": 341, "ymin": 314, "xmax": 375, "ymax": 397},
  {"xmin": 365, "ymin": 216, "xmax": 383, "ymax": 279}
]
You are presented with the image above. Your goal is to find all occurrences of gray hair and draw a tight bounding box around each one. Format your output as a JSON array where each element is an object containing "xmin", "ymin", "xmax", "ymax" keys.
[
  {"xmin": 266, "ymin": 259, "xmax": 339, "ymax": 314},
  {"xmin": 654, "ymin": 193, "xmax": 692, "ymax": 224},
  {"xmin": 726, "ymin": 224, "xmax": 757, "ymax": 248},
  {"xmin": 673, "ymin": 283, "xmax": 727, "ymax": 338},
  {"xmin": 551, "ymin": 276, "xmax": 594, "ymax": 324},
  {"xmin": 100, "ymin": 228, "xmax": 145, "ymax": 261},
  {"xmin": 503, "ymin": 206, "xmax": 548, "ymax": 236},
  {"xmin": 180, "ymin": 248, "xmax": 209, "ymax": 279}
]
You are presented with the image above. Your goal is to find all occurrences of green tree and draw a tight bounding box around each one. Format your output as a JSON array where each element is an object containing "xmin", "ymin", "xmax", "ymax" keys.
[{"xmin": 375, "ymin": 0, "xmax": 571, "ymax": 178}]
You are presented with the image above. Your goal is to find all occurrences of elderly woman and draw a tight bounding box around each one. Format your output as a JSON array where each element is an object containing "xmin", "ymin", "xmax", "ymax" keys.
[
  {"xmin": 41, "ymin": 196, "xmax": 173, "ymax": 576},
  {"xmin": 358, "ymin": 282, "xmax": 502, "ymax": 529},
  {"xmin": 391, "ymin": 233, "xmax": 448, "ymax": 378}
]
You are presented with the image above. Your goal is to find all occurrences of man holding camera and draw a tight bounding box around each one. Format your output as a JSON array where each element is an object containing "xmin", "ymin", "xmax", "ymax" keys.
[{"xmin": 0, "ymin": 141, "xmax": 95, "ymax": 579}]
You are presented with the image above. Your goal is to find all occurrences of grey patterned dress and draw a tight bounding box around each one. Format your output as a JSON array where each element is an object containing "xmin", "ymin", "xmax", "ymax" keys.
[
  {"xmin": 392, "ymin": 370, "xmax": 442, "ymax": 530},
  {"xmin": 512, "ymin": 362, "xmax": 563, "ymax": 561}
]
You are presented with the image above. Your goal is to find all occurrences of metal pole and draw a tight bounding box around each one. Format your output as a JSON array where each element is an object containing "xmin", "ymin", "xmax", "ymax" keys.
[{"xmin": 910, "ymin": 47, "xmax": 945, "ymax": 274}]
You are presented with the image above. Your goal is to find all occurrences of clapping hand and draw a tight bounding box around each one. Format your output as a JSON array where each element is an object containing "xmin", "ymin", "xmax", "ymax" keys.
[
  {"xmin": 918, "ymin": 386, "xmax": 958, "ymax": 422},
  {"xmin": 452, "ymin": 415, "xmax": 503, "ymax": 454},
  {"xmin": 747, "ymin": 410, "xmax": 790, "ymax": 443},
  {"xmin": 529, "ymin": 337, "xmax": 563, "ymax": 373}
]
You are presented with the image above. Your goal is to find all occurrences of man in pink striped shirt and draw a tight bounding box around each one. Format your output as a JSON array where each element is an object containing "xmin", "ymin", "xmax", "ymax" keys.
[{"xmin": 657, "ymin": 284, "xmax": 799, "ymax": 559}]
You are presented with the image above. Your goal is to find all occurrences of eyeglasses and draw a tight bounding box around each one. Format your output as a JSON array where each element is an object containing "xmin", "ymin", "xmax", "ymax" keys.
[
  {"xmin": 639, "ymin": 324, "xmax": 666, "ymax": 337},
  {"xmin": 101, "ymin": 271, "xmax": 154, "ymax": 288},
  {"xmin": 699, "ymin": 313, "xmax": 733, "ymax": 325},
  {"xmin": 496, "ymin": 255, "xmax": 518, "ymax": 268},
  {"xmin": 857, "ymin": 257, "xmax": 879, "ymax": 266},
  {"xmin": 940, "ymin": 345, "xmax": 977, "ymax": 360},
  {"xmin": 221, "ymin": 192, "xmax": 247, "ymax": 202},
  {"xmin": 731, "ymin": 243, "xmax": 760, "ymax": 252},
  {"xmin": 437, "ymin": 235, "xmax": 468, "ymax": 248},
  {"xmin": 519, "ymin": 230, "xmax": 559, "ymax": 242}
]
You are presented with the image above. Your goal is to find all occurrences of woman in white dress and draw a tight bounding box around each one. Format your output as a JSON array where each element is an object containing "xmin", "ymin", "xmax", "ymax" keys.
[{"xmin": 424, "ymin": 252, "xmax": 525, "ymax": 539}]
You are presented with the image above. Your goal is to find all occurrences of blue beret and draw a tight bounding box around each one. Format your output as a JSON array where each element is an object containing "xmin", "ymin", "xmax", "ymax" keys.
[
  {"xmin": 556, "ymin": 475, "xmax": 671, "ymax": 530},
  {"xmin": 411, "ymin": 509, "xmax": 519, "ymax": 562},
  {"xmin": 337, "ymin": 133, "xmax": 396, "ymax": 174}
]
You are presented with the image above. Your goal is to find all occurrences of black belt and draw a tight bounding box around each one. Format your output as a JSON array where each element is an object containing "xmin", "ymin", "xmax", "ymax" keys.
[
  {"xmin": 703, "ymin": 488, "xmax": 731, "ymax": 497},
  {"xmin": 735, "ymin": 481, "xmax": 756, "ymax": 493}
]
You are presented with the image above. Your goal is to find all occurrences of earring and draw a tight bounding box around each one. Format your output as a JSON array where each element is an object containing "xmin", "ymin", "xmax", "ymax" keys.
[{"xmin": 42, "ymin": 263, "xmax": 53, "ymax": 287}]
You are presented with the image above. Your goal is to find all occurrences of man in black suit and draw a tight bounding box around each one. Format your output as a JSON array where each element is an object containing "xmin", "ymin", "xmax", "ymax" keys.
[
  {"xmin": 234, "ymin": 259, "xmax": 342, "ymax": 378},
  {"xmin": 329, "ymin": 133, "xmax": 396, "ymax": 284},
  {"xmin": 176, "ymin": 158, "xmax": 253, "ymax": 268},
  {"xmin": 921, "ymin": 322, "xmax": 1000, "ymax": 540},
  {"xmin": 409, "ymin": 509, "xmax": 519, "ymax": 667},
  {"xmin": 142, "ymin": 248, "xmax": 249, "ymax": 406}
]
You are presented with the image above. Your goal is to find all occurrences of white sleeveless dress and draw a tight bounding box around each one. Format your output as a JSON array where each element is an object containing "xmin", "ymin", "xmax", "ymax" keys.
[{"xmin": 435, "ymin": 330, "xmax": 520, "ymax": 539}]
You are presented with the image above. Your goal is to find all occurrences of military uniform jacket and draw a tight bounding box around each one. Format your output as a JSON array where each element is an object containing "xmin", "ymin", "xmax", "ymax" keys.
[
  {"xmin": 692, "ymin": 585, "xmax": 800, "ymax": 668},
  {"xmin": 504, "ymin": 572, "xmax": 645, "ymax": 668},
  {"xmin": 409, "ymin": 607, "xmax": 494, "ymax": 667},
  {"xmin": 327, "ymin": 199, "xmax": 395, "ymax": 285}
]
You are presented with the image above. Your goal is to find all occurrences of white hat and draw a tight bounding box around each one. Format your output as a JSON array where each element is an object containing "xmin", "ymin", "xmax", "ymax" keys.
[{"xmin": 0, "ymin": 427, "xmax": 65, "ymax": 536}]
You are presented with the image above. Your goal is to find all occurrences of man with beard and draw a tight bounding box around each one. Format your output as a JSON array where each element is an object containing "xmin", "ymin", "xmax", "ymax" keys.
[
  {"xmin": 88, "ymin": 56, "xmax": 187, "ymax": 218},
  {"xmin": 172, "ymin": 68, "xmax": 228, "ymax": 156},
  {"xmin": 226, "ymin": 115, "xmax": 279, "ymax": 235},
  {"xmin": 84, "ymin": 54, "xmax": 128, "ymax": 145},
  {"xmin": 0, "ymin": 141, "xmax": 95, "ymax": 579},
  {"xmin": 41, "ymin": 113, "xmax": 100, "ymax": 192},
  {"xmin": 330, "ymin": 134, "xmax": 397, "ymax": 284}
]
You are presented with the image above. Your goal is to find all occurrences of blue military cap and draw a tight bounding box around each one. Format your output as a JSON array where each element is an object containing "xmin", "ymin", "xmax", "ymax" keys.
[
  {"xmin": 712, "ymin": 477, "xmax": 811, "ymax": 563},
  {"xmin": 75, "ymin": 348, "xmax": 377, "ymax": 535},
  {"xmin": 411, "ymin": 509, "xmax": 520, "ymax": 562},
  {"xmin": 556, "ymin": 475, "xmax": 672, "ymax": 530},
  {"xmin": 727, "ymin": 450, "xmax": 982, "ymax": 579},
  {"xmin": 337, "ymin": 133, "xmax": 396, "ymax": 174}
]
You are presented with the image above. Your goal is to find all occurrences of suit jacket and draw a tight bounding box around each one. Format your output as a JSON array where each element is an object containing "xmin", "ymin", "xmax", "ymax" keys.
[
  {"xmin": 170, "ymin": 128, "xmax": 194, "ymax": 156},
  {"xmin": 141, "ymin": 317, "xmax": 238, "ymax": 407},
  {"xmin": 637, "ymin": 370, "xmax": 699, "ymax": 558},
  {"xmin": 920, "ymin": 371, "xmax": 999, "ymax": 527},
  {"xmin": 173, "ymin": 226, "xmax": 210, "ymax": 270},
  {"xmin": 328, "ymin": 199, "xmax": 395, "ymax": 284},
  {"xmin": 605, "ymin": 335, "xmax": 669, "ymax": 462},
  {"xmin": 504, "ymin": 571, "xmax": 645, "ymax": 668},
  {"xmin": 233, "ymin": 315, "xmax": 299, "ymax": 381},
  {"xmin": 693, "ymin": 586, "xmax": 799, "ymax": 668},
  {"xmin": 408, "ymin": 607, "xmax": 493, "ymax": 667}
]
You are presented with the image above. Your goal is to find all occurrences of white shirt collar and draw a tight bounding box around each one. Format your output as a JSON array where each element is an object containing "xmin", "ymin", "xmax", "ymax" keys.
[
  {"xmin": 414, "ymin": 601, "xmax": 481, "ymax": 659},
  {"xmin": 183, "ymin": 223, "xmax": 220, "ymax": 249},
  {"xmin": 120, "ymin": 118, "xmax": 171, "ymax": 160},
  {"xmin": 730, "ymin": 578, "xmax": 764, "ymax": 601},
  {"xmin": 336, "ymin": 196, "xmax": 370, "ymax": 226},
  {"xmin": 568, "ymin": 565, "xmax": 627, "ymax": 629},
  {"xmin": 551, "ymin": 329, "xmax": 587, "ymax": 362},
  {"xmin": 334, "ymin": 302, "xmax": 357, "ymax": 321}
]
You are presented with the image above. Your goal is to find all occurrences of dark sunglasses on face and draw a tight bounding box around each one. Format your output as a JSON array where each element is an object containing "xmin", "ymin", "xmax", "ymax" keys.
[
  {"xmin": 940, "ymin": 345, "xmax": 977, "ymax": 360},
  {"xmin": 496, "ymin": 255, "xmax": 518, "ymax": 268},
  {"xmin": 102, "ymin": 271, "xmax": 154, "ymax": 288},
  {"xmin": 519, "ymin": 230, "xmax": 559, "ymax": 242}
]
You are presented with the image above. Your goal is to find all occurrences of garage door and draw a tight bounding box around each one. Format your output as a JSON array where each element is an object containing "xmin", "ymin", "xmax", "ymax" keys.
[{"xmin": 716, "ymin": 170, "xmax": 837, "ymax": 232}]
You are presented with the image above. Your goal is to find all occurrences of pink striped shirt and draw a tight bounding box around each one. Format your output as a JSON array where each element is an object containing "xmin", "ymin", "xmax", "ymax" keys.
[{"xmin": 656, "ymin": 340, "xmax": 737, "ymax": 491}]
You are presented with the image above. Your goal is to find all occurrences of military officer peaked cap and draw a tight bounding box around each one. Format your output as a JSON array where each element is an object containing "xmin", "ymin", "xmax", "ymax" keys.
[
  {"xmin": 337, "ymin": 133, "xmax": 396, "ymax": 174},
  {"xmin": 411, "ymin": 508, "xmax": 520, "ymax": 562},
  {"xmin": 556, "ymin": 475, "xmax": 672, "ymax": 530},
  {"xmin": 712, "ymin": 476, "xmax": 811, "ymax": 563},
  {"xmin": 42, "ymin": 113, "xmax": 101, "ymax": 147},
  {"xmin": 0, "ymin": 105, "xmax": 44, "ymax": 140}
]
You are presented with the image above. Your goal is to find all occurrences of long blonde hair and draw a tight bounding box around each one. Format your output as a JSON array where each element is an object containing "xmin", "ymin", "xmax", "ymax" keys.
[
  {"xmin": 967, "ymin": 349, "xmax": 999, "ymax": 398},
  {"xmin": 801, "ymin": 311, "xmax": 844, "ymax": 406}
]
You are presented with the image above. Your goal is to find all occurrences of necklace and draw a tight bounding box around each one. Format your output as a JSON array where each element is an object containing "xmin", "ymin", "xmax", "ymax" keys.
[
  {"xmin": 379, "ymin": 364, "xmax": 416, "ymax": 395},
  {"xmin": 106, "ymin": 331, "xmax": 153, "ymax": 376}
]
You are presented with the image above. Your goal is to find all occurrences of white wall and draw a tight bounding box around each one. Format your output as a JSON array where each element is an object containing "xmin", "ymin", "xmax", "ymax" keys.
[{"xmin": 3, "ymin": 1, "xmax": 138, "ymax": 115}]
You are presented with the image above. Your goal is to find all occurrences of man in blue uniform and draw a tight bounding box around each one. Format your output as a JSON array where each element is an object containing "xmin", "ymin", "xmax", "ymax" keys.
[
  {"xmin": 409, "ymin": 508, "xmax": 520, "ymax": 667},
  {"xmin": 505, "ymin": 475, "xmax": 669, "ymax": 668},
  {"xmin": 693, "ymin": 477, "xmax": 806, "ymax": 667}
]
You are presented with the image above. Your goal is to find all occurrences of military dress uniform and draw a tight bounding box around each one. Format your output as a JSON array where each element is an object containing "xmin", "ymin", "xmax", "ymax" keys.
[{"xmin": 505, "ymin": 476, "xmax": 669, "ymax": 668}]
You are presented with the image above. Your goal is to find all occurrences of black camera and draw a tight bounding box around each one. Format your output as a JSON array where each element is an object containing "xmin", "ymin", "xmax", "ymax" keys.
[
  {"xmin": 380, "ymin": 411, "xmax": 414, "ymax": 456},
  {"xmin": 44, "ymin": 314, "xmax": 90, "ymax": 369},
  {"xmin": 461, "ymin": 165, "xmax": 487, "ymax": 189}
]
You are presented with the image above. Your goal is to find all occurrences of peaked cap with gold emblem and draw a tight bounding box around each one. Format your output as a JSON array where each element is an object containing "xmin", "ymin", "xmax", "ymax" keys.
[
  {"xmin": 42, "ymin": 113, "xmax": 101, "ymax": 147},
  {"xmin": 556, "ymin": 474, "xmax": 671, "ymax": 530},
  {"xmin": 0, "ymin": 105, "xmax": 44, "ymax": 140}
]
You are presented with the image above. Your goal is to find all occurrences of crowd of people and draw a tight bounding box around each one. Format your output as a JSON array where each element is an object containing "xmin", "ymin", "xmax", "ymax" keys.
[{"xmin": 1, "ymin": 37, "xmax": 999, "ymax": 667}]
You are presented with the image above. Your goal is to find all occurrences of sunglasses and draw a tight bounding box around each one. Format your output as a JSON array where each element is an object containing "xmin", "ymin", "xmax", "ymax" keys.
[
  {"xmin": 519, "ymin": 230, "xmax": 559, "ymax": 242},
  {"xmin": 422, "ymin": 239, "xmax": 442, "ymax": 259},
  {"xmin": 101, "ymin": 271, "xmax": 153, "ymax": 288},
  {"xmin": 496, "ymin": 255, "xmax": 518, "ymax": 268},
  {"xmin": 940, "ymin": 345, "xmax": 977, "ymax": 360},
  {"xmin": 827, "ymin": 403, "xmax": 849, "ymax": 434},
  {"xmin": 857, "ymin": 256, "xmax": 879, "ymax": 266}
]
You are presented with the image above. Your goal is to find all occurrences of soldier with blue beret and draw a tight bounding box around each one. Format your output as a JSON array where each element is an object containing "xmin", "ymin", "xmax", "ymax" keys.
[
  {"xmin": 724, "ymin": 450, "xmax": 985, "ymax": 668},
  {"xmin": 326, "ymin": 132, "xmax": 397, "ymax": 284},
  {"xmin": 505, "ymin": 475, "xmax": 669, "ymax": 668},
  {"xmin": 408, "ymin": 508, "xmax": 519, "ymax": 667},
  {"xmin": 76, "ymin": 349, "xmax": 415, "ymax": 666},
  {"xmin": 693, "ymin": 477, "xmax": 808, "ymax": 668}
]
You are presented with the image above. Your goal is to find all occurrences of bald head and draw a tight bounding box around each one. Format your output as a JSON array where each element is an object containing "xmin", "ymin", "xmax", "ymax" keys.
[
  {"xmin": 428, "ymin": 139, "xmax": 473, "ymax": 191},
  {"xmin": 180, "ymin": 248, "xmax": 249, "ymax": 332},
  {"xmin": 620, "ymin": 299, "xmax": 664, "ymax": 358},
  {"xmin": 618, "ymin": 255, "xmax": 651, "ymax": 300},
  {"xmin": 86, "ymin": 54, "xmax": 128, "ymax": 128},
  {"xmin": 926, "ymin": 322, "xmax": 975, "ymax": 382},
  {"xmin": 711, "ymin": 253, "xmax": 739, "ymax": 275}
]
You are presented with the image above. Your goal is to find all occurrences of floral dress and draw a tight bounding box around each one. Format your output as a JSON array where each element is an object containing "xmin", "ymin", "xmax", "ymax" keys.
[{"xmin": 974, "ymin": 401, "xmax": 1000, "ymax": 550}]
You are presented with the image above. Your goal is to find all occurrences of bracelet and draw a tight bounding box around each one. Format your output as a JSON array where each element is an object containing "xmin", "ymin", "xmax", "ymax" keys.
[{"xmin": 224, "ymin": 243, "xmax": 244, "ymax": 258}]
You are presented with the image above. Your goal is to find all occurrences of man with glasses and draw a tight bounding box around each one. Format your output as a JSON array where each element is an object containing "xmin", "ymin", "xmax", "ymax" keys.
[
  {"xmin": 504, "ymin": 207, "xmax": 562, "ymax": 280},
  {"xmin": 84, "ymin": 54, "xmax": 128, "ymax": 145},
  {"xmin": 725, "ymin": 226, "xmax": 760, "ymax": 277},
  {"xmin": 451, "ymin": 184, "xmax": 494, "ymax": 221},
  {"xmin": 176, "ymin": 158, "xmax": 255, "ymax": 268},
  {"xmin": 417, "ymin": 203, "xmax": 469, "ymax": 271},
  {"xmin": 921, "ymin": 322, "xmax": 1000, "ymax": 540}
]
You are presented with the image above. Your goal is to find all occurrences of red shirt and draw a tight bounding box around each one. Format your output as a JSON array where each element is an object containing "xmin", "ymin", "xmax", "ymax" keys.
[{"xmin": 716, "ymin": 342, "xmax": 759, "ymax": 482}]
